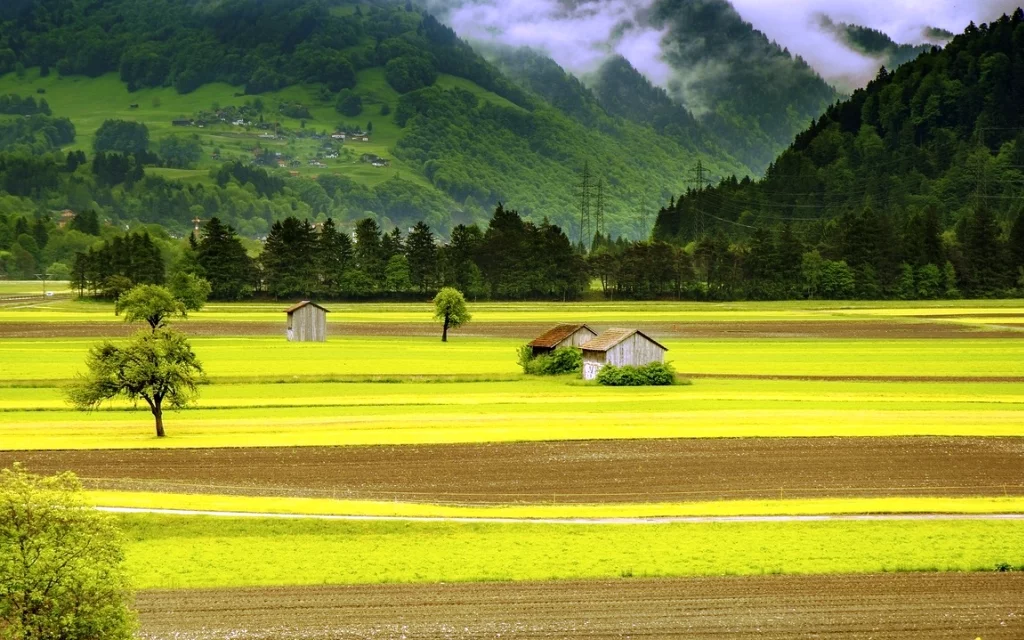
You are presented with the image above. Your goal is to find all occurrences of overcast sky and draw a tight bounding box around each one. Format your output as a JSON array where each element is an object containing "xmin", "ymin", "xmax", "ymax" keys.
[{"xmin": 434, "ymin": 0, "xmax": 1020, "ymax": 91}]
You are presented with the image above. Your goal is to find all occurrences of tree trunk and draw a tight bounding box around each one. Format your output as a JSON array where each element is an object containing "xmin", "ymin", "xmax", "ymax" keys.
[
  {"xmin": 442, "ymin": 315, "xmax": 449, "ymax": 342},
  {"xmin": 152, "ymin": 403, "xmax": 165, "ymax": 438}
]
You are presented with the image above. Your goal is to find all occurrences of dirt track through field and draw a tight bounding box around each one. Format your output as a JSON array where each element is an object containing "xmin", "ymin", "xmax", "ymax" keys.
[
  {"xmin": 135, "ymin": 573, "xmax": 1024, "ymax": 639},
  {"xmin": 3, "ymin": 319, "xmax": 1022, "ymax": 339},
  {"xmin": 7, "ymin": 437, "xmax": 1024, "ymax": 503}
]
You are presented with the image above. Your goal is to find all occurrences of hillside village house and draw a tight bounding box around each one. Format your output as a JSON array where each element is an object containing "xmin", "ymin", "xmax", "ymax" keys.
[
  {"xmin": 581, "ymin": 328, "xmax": 668, "ymax": 380},
  {"xmin": 285, "ymin": 301, "xmax": 329, "ymax": 342},
  {"xmin": 527, "ymin": 324, "xmax": 598, "ymax": 357}
]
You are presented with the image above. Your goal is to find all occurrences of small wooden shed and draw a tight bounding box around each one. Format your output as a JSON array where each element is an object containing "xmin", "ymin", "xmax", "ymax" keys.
[
  {"xmin": 285, "ymin": 301, "xmax": 329, "ymax": 342},
  {"xmin": 581, "ymin": 328, "xmax": 668, "ymax": 380},
  {"xmin": 527, "ymin": 323, "xmax": 598, "ymax": 357}
]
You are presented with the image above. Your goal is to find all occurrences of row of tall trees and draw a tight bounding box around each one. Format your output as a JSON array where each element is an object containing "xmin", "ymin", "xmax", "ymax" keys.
[
  {"xmin": 70, "ymin": 232, "xmax": 164, "ymax": 297},
  {"xmin": 649, "ymin": 204, "xmax": 1024, "ymax": 299},
  {"xmin": 65, "ymin": 200, "xmax": 1024, "ymax": 303},
  {"xmin": 259, "ymin": 204, "xmax": 590, "ymax": 300}
]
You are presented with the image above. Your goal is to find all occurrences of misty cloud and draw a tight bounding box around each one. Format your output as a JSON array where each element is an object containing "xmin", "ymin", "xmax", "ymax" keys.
[
  {"xmin": 429, "ymin": 0, "xmax": 1022, "ymax": 100},
  {"xmin": 729, "ymin": 0, "xmax": 1021, "ymax": 88}
]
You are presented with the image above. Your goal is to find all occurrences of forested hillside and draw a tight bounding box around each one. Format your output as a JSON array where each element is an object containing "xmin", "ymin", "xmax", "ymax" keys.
[
  {"xmin": 644, "ymin": 0, "xmax": 840, "ymax": 173},
  {"xmin": 819, "ymin": 17, "xmax": 935, "ymax": 74},
  {"xmin": 0, "ymin": 0, "xmax": 744, "ymax": 244},
  {"xmin": 653, "ymin": 11, "xmax": 1024, "ymax": 299}
]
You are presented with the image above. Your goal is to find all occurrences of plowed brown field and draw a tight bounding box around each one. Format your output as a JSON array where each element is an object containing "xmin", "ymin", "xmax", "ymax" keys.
[
  {"xmin": 3, "ymin": 319, "xmax": 1021, "ymax": 339},
  {"xmin": 135, "ymin": 573, "xmax": 1024, "ymax": 639},
  {"xmin": 8, "ymin": 437, "xmax": 1024, "ymax": 503}
]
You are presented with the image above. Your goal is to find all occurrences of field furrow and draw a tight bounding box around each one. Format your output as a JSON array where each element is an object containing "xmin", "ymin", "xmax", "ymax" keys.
[{"xmin": 135, "ymin": 573, "xmax": 1024, "ymax": 639}]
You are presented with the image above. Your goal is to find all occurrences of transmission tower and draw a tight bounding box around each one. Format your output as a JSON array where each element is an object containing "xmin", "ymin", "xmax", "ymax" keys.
[
  {"xmin": 575, "ymin": 162, "xmax": 594, "ymax": 250},
  {"xmin": 689, "ymin": 160, "xmax": 711, "ymax": 240},
  {"xmin": 637, "ymin": 193, "xmax": 650, "ymax": 239},
  {"xmin": 595, "ymin": 179, "xmax": 605, "ymax": 239}
]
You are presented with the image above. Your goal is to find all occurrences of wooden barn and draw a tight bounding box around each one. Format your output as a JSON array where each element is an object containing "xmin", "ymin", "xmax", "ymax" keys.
[
  {"xmin": 527, "ymin": 323, "xmax": 598, "ymax": 357},
  {"xmin": 285, "ymin": 301, "xmax": 329, "ymax": 342},
  {"xmin": 581, "ymin": 328, "xmax": 668, "ymax": 380}
]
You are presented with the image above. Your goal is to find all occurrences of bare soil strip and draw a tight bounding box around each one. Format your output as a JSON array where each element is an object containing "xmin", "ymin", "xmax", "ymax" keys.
[
  {"xmin": 135, "ymin": 573, "xmax": 1024, "ymax": 639},
  {"xmin": 7, "ymin": 437, "xmax": 1024, "ymax": 503},
  {"xmin": 3, "ymin": 319, "xmax": 1022, "ymax": 339}
]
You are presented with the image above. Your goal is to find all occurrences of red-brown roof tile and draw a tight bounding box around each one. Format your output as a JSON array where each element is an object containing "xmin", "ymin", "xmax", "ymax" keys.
[{"xmin": 527, "ymin": 323, "xmax": 597, "ymax": 349}]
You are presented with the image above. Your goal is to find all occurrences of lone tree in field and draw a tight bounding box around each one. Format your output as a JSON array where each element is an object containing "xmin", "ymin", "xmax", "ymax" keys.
[
  {"xmin": 0, "ymin": 464, "xmax": 136, "ymax": 640},
  {"xmin": 115, "ymin": 281, "xmax": 209, "ymax": 331},
  {"xmin": 433, "ymin": 287, "xmax": 471, "ymax": 342},
  {"xmin": 66, "ymin": 328, "xmax": 204, "ymax": 437},
  {"xmin": 169, "ymin": 272, "xmax": 212, "ymax": 313}
]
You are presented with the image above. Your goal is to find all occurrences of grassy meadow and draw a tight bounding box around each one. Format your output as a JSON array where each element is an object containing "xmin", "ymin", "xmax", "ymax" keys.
[
  {"xmin": 2, "ymin": 298, "xmax": 1024, "ymax": 593},
  {"xmin": 119, "ymin": 514, "xmax": 1024, "ymax": 589},
  {"xmin": 3, "ymin": 377, "xmax": 1023, "ymax": 450},
  {"xmin": 4, "ymin": 296, "xmax": 1024, "ymax": 323}
]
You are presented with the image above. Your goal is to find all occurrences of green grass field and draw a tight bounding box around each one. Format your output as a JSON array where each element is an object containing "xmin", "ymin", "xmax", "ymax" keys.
[
  {"xmin": 4, "ymin": 297, "xmax": 1024, "ymax": 323},
  {"xmin": 119, "ymin": 514, "xmax": 1024, "ymax": 589},
  {"xmin": 0, "ymin": 280, "xmax": 68, "ymax": 296},
  {"xmin": 1, "ymin": 335, "xmax": 1022, "ymax": 381},
  {"xmin": 3, "ymin": 299, "xmax": 1024, "ymax": 596},
  {"xmin": 2, "ymin": 377, "xmax": 1022, "ymax": 449}
]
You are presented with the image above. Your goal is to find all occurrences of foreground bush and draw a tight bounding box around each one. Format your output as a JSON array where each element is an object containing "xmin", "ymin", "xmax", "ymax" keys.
[
  {"xmin": 517, "ymin": 345, "xmax": 583, "ymax": 375},
  {"xmin": 596, "ymin": 362, "xmax": 677, "ymax": 386}
]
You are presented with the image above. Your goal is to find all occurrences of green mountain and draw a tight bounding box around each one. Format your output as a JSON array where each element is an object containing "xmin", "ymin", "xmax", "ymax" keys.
[
  {"xmin": 654, "ymin": 10, "xmax": 1024, "ymax": 298},
  {"xmin": 818, "ymin": 16, "xmax": 934, "ymax": 71},
  {"xmin": 0, "ymin": 0, "xmax": 747, "ymax": 242},
  {"xmin": 479, "ymin": 0, "xmax": 841, "ymax": 176},
  {"xmin": 644, "ymin": 0, "xmax": 840, "ymax": 174}
]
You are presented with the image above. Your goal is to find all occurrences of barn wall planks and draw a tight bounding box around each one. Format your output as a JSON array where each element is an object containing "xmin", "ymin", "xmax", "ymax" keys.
[{"xmin": 287, "ymin": 305, "xmax": 327, "ymax": 342}]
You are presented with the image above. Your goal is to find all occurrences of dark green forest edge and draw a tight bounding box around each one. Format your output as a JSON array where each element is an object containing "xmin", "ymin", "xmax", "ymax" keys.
[
  {"xmin": 1, "ymin": 1, "xmax": 1023, "ymax": 301},
  {"xmin": 654, "ymin": 12, "xmax": 1024, "ymax": 300}
]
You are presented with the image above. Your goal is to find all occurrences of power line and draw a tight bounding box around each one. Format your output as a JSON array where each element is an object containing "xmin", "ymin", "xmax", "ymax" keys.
[
  {"xmin": 575, "ymin": 162, "xmax": 594, "ymax": 250},
  {"xmin": 689, "ymin": 160, "xmax": 711, "ymax": 240}
]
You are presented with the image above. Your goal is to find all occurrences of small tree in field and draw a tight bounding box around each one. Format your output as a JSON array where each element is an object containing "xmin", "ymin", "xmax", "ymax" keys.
[
  {"xmin": 168, "ymin": 272, "xmax": 212, "ymax": 313},
  {"xmin": 66, "ymin": 328, "xmax": 204, "ymax": 437},
  {"xmin": 115, "ymin": 282, "xmax": 208, "ymax": 331},
  {"xmin": 0, "ymin": 464, "xmax": 136, "ymax": 640},
  {"xmin": 433, "ymin": 287, "xmax": 470, "ymax": 342}
]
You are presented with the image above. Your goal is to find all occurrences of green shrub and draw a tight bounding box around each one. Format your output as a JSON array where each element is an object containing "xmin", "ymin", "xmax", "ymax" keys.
[
  {"xmin": 516, "ymin": 344, "xmax": 534, "ymax": 372},
  {"xmin": 517, "ymin": 345, "xmax": 582, "ymax": 375},
  {"xmin": 597, "ymin": 361, "xmax": 676, "ymax": 386}
]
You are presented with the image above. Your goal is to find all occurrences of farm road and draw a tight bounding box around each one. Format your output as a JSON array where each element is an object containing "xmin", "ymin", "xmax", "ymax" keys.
[
  {"xmin": 137, "ymin": 573, "xmax": 1024, "ymax": 639},
  {"xmin": 98, "ymin": 506, "xmax": 1024, "ymax": 524},
  {"xmin": 11, "ymin": 437, "xmax": 1024, "ymax": 503}
]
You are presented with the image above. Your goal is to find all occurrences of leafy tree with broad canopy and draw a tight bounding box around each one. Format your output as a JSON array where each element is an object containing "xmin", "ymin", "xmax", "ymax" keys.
[
  {"xmin": 114, "ymin": 281, "xmax": 209, "ymax": 330},
  {"xmin": 66, "ymin": 328, "xmax": 203, "ymax": 437},
  {"xmin": 432, "ymin": 287, "xmax": 470, "ymax": 342},
  {"xmin": 0, "ymin": 464, "xmax": 136, "ymax": 640}
]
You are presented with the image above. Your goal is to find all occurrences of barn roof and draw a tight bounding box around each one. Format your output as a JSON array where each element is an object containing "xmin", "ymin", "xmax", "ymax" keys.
[
  {"xmin": 527, "ymin": 323, "xmax": 597, "ymax": 349},
  {"xmin": 581, "ymin": 328, "xmax": 668, "ymax": 353},
  {"xmin": 284, "ymin": 300, "xmax": 330, "ymax": 315}
]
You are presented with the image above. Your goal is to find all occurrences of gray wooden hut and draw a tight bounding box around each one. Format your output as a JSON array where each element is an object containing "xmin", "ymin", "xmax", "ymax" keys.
[
  {"xmin": 527, "ymin": 323, "xmax": 598, "ymax": 357},
  {"xmin": 285, "ymin": 301, "xmax": 329, "ymax": 342},
  {"xmin": 581, "ymin": 328, "xmax": 668, "ymax": 380}
]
